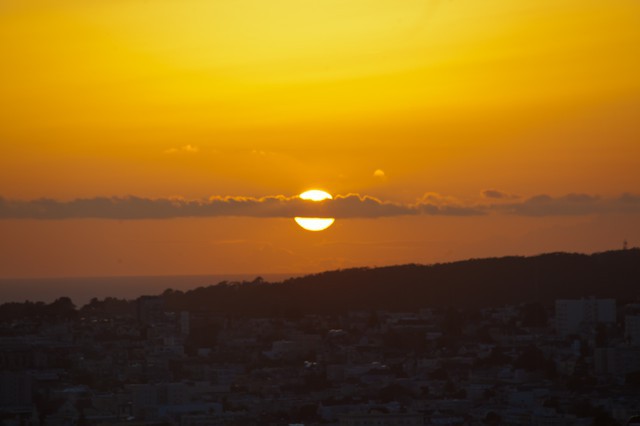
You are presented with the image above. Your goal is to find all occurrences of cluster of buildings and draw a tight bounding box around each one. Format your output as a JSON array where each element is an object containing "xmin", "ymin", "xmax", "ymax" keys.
[{"xmin": 1, "ymin": 295, "xmax": 640, "ymax": 425}]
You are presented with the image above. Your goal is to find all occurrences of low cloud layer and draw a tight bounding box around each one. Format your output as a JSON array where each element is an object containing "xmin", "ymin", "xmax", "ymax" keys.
[
  {"xmin": 497, "ymin": 193, "xmax": 640, "ymax": 216},
  {"xmin": 0, "ymin": 192, "xmax": 638, "ymax": 220},
  {"xmin": 481, "ymin": 189, "xmax": 520, "ymax": 200}
]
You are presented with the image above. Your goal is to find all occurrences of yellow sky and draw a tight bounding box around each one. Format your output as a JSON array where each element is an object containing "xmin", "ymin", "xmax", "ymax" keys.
[{"xmin": 1, "ymin": 0, "xmax": 639, "ymax": 278}]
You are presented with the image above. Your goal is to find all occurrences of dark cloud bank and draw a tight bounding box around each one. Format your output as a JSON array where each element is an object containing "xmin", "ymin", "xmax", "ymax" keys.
[{"xmin": 0, "ymin": 193, "xmax": 638, "ymax": 220}]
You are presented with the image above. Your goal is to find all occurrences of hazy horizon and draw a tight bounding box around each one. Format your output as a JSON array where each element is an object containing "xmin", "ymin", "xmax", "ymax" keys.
[{"xmin": 0, "ymin": 273, "xmax": 302, "ymax": 306}]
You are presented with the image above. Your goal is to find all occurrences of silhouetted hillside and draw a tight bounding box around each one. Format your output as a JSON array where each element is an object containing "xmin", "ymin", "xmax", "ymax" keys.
[{"xmin": 163, "ymin": 249, "xmax": 640, "ymax": 315}]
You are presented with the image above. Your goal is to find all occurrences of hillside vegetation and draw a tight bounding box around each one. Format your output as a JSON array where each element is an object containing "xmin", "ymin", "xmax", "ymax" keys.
[{"xmin": 162, "ymin": 249, "xmax": 640, "ymax": 315}]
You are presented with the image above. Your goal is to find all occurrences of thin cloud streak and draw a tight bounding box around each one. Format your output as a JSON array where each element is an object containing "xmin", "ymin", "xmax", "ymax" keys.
[
  {"xmin": 496, "ymin": 193, "xmax": 640, "ymax": 216},
  {"xmin": 0, "ymin": 193, "xmax": 638, "ymax": 220}
]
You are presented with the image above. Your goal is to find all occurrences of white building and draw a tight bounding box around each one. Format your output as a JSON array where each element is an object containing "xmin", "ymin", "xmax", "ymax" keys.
[{"xmin": 555, "ymin": 298, "xmax": 616, "ymax": 336}]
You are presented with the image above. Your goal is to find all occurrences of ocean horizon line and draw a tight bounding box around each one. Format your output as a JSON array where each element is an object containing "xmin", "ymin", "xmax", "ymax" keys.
[{"xmin": 0, "ymin": 272, "xmax": 302, "ymax": 306}]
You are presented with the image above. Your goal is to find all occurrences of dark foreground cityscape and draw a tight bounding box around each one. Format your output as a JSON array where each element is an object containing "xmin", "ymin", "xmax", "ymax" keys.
[{"xmin": 2, "ymin": 251, "xmax": 640, "ymax": 426}]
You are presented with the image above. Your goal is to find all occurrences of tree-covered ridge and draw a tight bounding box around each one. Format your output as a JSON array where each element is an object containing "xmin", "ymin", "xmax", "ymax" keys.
[
  {"xmin": 1, "ymin": 249, "xmax": 638, "ymax": 318},
  {"xmin": 162, "ymin": 249, "xmax": 640, "ymax": 315}
]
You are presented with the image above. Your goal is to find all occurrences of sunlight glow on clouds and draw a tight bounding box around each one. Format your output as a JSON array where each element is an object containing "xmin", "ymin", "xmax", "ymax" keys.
[{"xmin": 1, "ymin": 193, "xmax": 639, "ymax": 220}]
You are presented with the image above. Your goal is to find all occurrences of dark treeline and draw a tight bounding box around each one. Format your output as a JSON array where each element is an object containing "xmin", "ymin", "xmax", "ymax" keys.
[
  {"xmin": 0, "ymin": 297, "xmax": 78, "ymax": 322},
  {"xmin": 0, "ymin": 297, "xmax": 134, "ymax": 323},
  {"xmin": 162, "ymin": 249, "xmax": 640, "ymax": 315},
  {"xmin": 1, "ymin": 249, "xmax": 638, "ymax": 318}
]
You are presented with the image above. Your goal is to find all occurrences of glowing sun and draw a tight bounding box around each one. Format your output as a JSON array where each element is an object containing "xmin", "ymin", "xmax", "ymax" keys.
[{"xmin": 294, "ymin": 190, "xmax": 335, "ymax": 231}]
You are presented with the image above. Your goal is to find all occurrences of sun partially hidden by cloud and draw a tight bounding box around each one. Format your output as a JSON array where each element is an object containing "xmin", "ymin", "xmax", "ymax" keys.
[
  {"xmin": 0, "ymin": 0, "xmax": 639, "ymax": 277},
  {"xmin": 298, "ymin": 190, "xmax": 333, "ymax": 202},
  {"xmin": 294, "ymin": 217, "xmax": 335, "ymax": 232},
  {"xmin": 295, "ymin": 190, "xmax": 335, "ymax": 231}
]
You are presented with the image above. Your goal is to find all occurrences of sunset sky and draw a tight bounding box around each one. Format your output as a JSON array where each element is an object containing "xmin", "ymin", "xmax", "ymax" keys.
[{"xmin": 1, "ymin": 0, "xmax": 639, "ymax": 278}]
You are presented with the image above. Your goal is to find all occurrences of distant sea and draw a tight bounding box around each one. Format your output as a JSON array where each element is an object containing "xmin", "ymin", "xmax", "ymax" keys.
[{"xmin": 0, "ymin": 273, "xmax": 298, "ymax": 306}]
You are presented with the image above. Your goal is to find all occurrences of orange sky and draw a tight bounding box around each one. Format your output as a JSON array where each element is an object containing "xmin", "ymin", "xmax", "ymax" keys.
[{"xmin": 1, "ymin": 0, "xmax": 639, "ymax": 278}]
